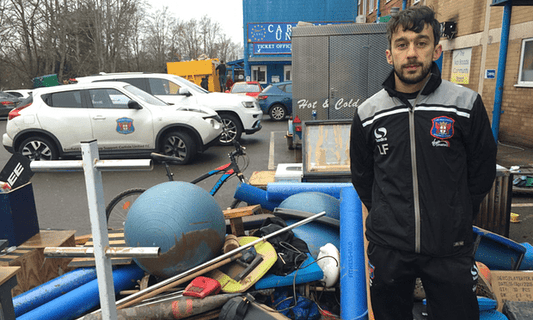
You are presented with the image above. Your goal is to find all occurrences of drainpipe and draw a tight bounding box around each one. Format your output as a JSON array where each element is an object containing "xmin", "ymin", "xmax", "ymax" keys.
[
  {"xmin": 491, "ymin": 2, "xmax": 512, "ymax": 143},
  {"xmin": 402, "ymin": 0, "xmax": 407, "ymax": 10},
  {"xmin": 376, "ymin": 0, "xmax": 381, "ymax": 23}
]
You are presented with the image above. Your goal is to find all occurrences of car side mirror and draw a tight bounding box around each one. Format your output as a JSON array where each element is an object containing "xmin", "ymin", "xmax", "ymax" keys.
[
  {"xmin": 178, "ymin": 88, "xmax": 192, "ymax": 96},
  {"xmin": 127, "ymin": 100, "xmax": 142, "ymax": 109}
]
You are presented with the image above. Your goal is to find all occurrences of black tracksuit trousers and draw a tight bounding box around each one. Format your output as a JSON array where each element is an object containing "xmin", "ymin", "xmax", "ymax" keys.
[{"xmin": 367, "ymin": 242, "xmax": 480, "ymax": 320}]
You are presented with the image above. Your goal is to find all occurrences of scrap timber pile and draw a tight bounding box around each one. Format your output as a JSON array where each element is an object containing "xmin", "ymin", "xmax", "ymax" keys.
[{"xmin": 5, "ymin": 179, "xmax": 533, "ymax": 320}]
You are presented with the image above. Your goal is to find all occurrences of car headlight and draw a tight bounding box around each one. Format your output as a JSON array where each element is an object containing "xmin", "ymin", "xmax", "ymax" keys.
[
  {"xmin": 203, "ymin": 115, "xmax": 223, "ymax": 129},
  {"xmin": 180, "ymin": 107, "xmax": 209, "ymax": 114},
  {"xmin": 241, "ymin": 101, "xmax": 256, "ymax": 108}
]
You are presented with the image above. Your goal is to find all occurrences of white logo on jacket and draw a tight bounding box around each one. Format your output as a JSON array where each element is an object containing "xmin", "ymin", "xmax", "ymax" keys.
[{"xmin": 374, "ymin": 127, "xmax": 389, "ymax": 155}]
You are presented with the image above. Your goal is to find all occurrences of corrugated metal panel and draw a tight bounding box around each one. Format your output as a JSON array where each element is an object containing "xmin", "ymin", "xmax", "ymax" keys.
[
  {"xmin": 367, "ymin": 33, "xmax": 390, "ymax": 98},
  {"xmin": 329, "ymin": 34, "xmax": 369, "ymax": 120},
  {"xmin": 292, "ymin": 35, "xmax": 329, "ymax": 121},
  {"xmin": 292, "ymin": 22, "xmax": 391, "ymax": 122},
  {"xmin": 292, "ymin": 23, "xmax": 387, "ymax": 38}
]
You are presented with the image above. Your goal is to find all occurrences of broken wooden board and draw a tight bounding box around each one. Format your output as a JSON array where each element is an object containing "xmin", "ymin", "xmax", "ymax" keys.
[
  {"xmin": 68, "ymin": 230, "xmax": 131, "ymax": 268},
  {"xmin": 208, "ymin": 236, "xmax": 277, "ymax": 293}
]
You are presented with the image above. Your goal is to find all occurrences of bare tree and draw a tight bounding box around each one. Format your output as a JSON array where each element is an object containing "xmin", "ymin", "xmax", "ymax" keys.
[
  {"xmin": 199, "ymin": 15, "xmax": 220, "ymax": 58},
  {"xmin": 143, "ymin": 6, "xmax": 177, "ymax": 72},
  {"xmin": 0, "ymin": 0, "xmax": 243, "ymax": 86}
]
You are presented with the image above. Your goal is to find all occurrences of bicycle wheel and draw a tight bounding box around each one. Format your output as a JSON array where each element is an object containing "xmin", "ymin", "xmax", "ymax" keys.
[{"xmin": 106, "ymin": 188, "xmax": 146, "ymax": 231}]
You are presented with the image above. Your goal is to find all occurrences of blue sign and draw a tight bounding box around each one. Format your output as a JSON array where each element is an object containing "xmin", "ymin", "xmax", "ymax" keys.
[
  {"xmin": 247, "ymin": 21, "xmax": 350, "ymax": 43},
  {"xmin": 253, "ymin": 43, "xmax": 292, "ymax": 55},
  {"xmin": 485, "ymin": 69, "xmax": 496, "ymax": 79}
]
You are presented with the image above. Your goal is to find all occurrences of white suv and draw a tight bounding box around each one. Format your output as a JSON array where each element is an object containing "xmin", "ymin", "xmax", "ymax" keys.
[
  {"xmin": 75, "ymin": 73, "xmax": 263, "ymax": 145},
  {"xmin": 2, "ymin": 82, "xmax": 223, "ymax": 164}
]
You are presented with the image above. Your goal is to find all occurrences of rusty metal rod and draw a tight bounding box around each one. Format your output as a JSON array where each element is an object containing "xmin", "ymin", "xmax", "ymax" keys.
[
  {"xmin": 44, "ymin": 246, "xmax": 160, "ymax": 258},
  {"xmin": 79, "ymin": 211, "xmax": 326, "ymax": 319},
  {"xmin": 112, "ymin": 211, "xmax": 326, "ymax": 310},
  {"xmin": 117, "ymin": 252, "xmax": 243, "ymax": 310}
]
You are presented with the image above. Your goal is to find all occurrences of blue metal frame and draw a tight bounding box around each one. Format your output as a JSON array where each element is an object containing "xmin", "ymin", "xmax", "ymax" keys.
[{"xmin": 491, "ymin": 2, "xmax": 512, "ymax": 143}]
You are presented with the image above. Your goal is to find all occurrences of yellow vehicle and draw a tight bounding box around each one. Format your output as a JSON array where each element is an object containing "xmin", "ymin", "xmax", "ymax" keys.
[{"xmin": 166, "ymin": 59, "xmax": 222, "ymax": 92}]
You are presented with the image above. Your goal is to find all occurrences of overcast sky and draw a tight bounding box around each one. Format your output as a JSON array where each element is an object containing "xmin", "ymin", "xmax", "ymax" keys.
[{"xmin": 149, "ymin": 0, "xmax": 245, "ymax": 45}]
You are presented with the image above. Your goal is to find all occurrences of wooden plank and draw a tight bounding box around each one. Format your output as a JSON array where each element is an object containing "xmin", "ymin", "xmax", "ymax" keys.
[
  {"xmin": 75, "ymin": 234, "xmax": 92, "ymax": 246},
  {"xmin": 85, "ymin": 239, "xmax": 129, "ymax": 246},
  {"xmin": 223, "ymin": 205, "xmax": 261, "ymax": 219},
  {"xmin": 68, "ymin": 230, "xmax": 131, "ymax": 268},
  {"xmin": 0, "ymin": 267, "xmax": 20, "ymax": 287},
  {"xmin": 248, "ymin": 171, "xmax": 275, "ymax": 189},
  {"xmin": 19, "ymin": 230, "xmax": 76, "ymax": 249},
  {"xmin": 0, "ymin": 230, "xmax": 76, "ymax": 297}
]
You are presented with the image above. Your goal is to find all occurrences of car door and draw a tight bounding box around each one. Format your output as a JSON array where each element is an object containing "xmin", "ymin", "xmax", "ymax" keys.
[
  {"xmin": 282, "ymin": 84, "xmax": 292, "ymax": 109},
  {"xmin": 86, "ymin": 88, "xmax": 155, "ymax": 151},
  {"xmin": 146, "ymin": 78, "xmax": 193, "ymax": 107},
  {"xmin": 37, "ymin": 90, "xmax": 93, "ymax": 152}
]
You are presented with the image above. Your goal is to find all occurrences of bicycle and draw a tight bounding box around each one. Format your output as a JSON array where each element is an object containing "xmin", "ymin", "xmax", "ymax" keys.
[{"xmin": 105, "ymin": 139, "xmax": 249, "ymax": 230}]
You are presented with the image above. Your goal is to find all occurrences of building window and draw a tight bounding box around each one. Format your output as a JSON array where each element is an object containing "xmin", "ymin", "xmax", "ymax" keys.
[
  {"xmin": 518, "ymin": 37, "xmax": 533, "ymax": 85},
  {"xmin": 251, "ymin": 65, "xmax": 267, "ymax": 84},
  {"xmin": 414, "ymin": 0, "xmax": 421, "ymax": 3},
  {"xmin": 369, "ymin": 0, "xmax": 374, "ymax": 13},
  {"xmin": 284, "ymin": 65, "xmax": 292, "ymax": 81}
]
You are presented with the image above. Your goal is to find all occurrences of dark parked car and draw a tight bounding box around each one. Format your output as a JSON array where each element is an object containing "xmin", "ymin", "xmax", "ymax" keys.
[
  {"xmin": 0, "ymin": 91, "xmax": 20, "ymax": 118},
  {"xmin": 257, "ymin": 81, "xmax": 292, "ymax": 121}
]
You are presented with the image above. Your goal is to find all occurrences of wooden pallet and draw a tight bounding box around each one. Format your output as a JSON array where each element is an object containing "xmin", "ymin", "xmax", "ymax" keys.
[{"xmin": 68, "ymin": 230, "xmax": 132, "ymax": 268}]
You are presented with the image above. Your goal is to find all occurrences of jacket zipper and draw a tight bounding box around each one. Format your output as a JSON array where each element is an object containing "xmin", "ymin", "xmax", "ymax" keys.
[
  {"xmin": 408, "ymin": 103, "xmax": 421, "ymax": 253},
  {"xmin": 408, "ymin": 77, "xmax": 431, "ymax": 254}
]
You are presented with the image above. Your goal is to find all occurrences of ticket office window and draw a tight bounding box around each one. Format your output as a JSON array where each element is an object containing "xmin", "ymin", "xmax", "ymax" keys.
[
  {"xmin": 252, "ymin": 65, "xmax": 267, "ymax": 84},
  {"xmin": 284, "ymin": 65, "xmax": 292, "ymax": 82}
]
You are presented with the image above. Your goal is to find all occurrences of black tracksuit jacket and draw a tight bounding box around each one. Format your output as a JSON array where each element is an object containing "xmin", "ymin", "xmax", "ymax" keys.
[{"xmin": 350, "ymin": 63, "xmax": 497, "ymax": 257}]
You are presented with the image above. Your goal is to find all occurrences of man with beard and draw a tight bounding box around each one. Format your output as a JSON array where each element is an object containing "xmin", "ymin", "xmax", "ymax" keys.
[{"xmin": 349, "ymin": 6, "xmax": 497, "ymax": 320}]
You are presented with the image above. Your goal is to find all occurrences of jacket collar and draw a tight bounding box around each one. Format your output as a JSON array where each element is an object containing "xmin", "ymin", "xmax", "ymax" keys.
[{"xmin": 383, "ymin": 62, "xmax": 442, "ymax": 98}]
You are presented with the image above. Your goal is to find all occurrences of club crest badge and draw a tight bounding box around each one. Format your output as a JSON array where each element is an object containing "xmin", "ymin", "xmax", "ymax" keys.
[
  {"xmin": 431, "ymin": 116, "xmax": 454, "ymax": 139},
  {"xmin": 116, "ymin": 117, "xmax": 134, "ymax": 135}
]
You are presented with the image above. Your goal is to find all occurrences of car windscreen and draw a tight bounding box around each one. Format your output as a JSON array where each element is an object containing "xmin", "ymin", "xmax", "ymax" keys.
[
  {"xmin": 170, "ymin": 75, "xmax": 208, "ymax": 94},
  {"xmin": 232, "ymin": 84, "xmax": 260, "ymax": 93},
  {"xmin": 124, "ymin": 85, "xmax": 168, "ymax": 106}
]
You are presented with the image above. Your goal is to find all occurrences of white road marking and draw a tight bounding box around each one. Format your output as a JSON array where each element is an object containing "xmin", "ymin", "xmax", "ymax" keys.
[
  {"xmin": 269, "ymin": 131, "xmax": 276, "ymax": 171},
  {"xmin": 511, "ymin": 203, "xmax": 533, "ymax": 207}
]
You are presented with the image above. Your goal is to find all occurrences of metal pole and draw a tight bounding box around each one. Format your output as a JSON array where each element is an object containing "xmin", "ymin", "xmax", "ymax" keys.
[
  {"xmin": 81, "ymin": 140, "xmax": 118, "ymax": 320},
  {"xmin": 30, "ymin": 159, "xmax": 152, "ymax": 172},
  {"xmin": 44, "ymin": 246, "xmax": 161, "ymax": 258},
  {"xmin": 491, "ymin": 2, "xmax": 512, "ymax": 143},
  {"xmin": 112, "ymin": 211, "xmax": 327, "ymax": 309}
]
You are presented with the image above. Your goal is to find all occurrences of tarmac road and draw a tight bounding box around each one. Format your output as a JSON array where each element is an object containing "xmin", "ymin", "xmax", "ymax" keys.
[
  {"xmin": 0, "ymin": 118, "xmax": 298, "ymax": 237},
  {"xmin": 1, "ymin": 118, "xmax": 532, "ymax": 246}
]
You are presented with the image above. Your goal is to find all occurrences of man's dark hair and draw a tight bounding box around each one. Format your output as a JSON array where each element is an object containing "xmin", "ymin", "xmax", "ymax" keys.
[{"xmin": 387, "ymin": 6, "xmax": 440, "ymax": 49}]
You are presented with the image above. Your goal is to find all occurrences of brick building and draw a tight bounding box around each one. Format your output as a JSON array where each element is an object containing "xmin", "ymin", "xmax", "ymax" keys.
[{"xmin": 359, "ymin": 0, "xmax": 533, "ymax": 147}]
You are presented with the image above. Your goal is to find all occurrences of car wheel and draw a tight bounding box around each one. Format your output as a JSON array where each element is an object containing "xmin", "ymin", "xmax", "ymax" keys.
[
  {"xmin": 161, "ymin": 131, "xmax": 196, "ymax": 165},
  {"xmin": 269, "ymin": 104, "xmax": 287, "ymax": 121},
  {"xmin": 19, "ymin": 136, "xmax": 59, "ymax": 160},
  {"xmin": 219, "ymin": 114, "xmax": 243, "ymax": 146}
]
